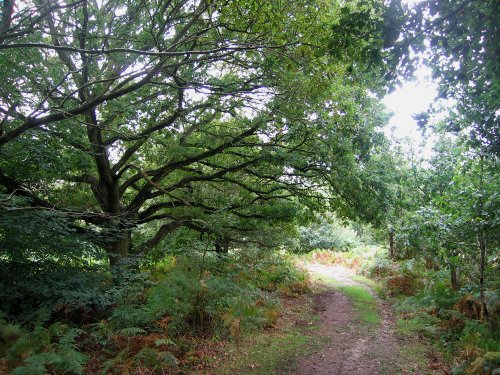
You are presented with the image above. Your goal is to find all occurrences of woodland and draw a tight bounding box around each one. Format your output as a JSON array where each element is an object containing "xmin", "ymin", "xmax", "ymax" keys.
[{"xmin": 0, "ymin": 0, "xmax": 498, "ymax": 374}]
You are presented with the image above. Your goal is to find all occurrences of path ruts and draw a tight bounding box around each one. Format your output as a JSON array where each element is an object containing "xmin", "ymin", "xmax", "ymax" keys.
[{"xmin": 292, "ymin": 264, "xmax": 397, "ymax": 375}]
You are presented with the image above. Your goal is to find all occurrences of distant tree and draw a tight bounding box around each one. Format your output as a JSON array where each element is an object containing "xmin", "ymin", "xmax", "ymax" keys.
[{"xmin": 388, "ymin": 133, "xmax": 499, "ymax": 329}]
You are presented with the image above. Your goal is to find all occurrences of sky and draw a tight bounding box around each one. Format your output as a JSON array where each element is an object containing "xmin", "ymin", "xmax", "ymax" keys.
[
  {"xmin": 380, "ymin": 0, "xmax": 440, "ymax": 158},
  {"xmin": 381, "ymin": 65, "xmax": 438, "ymax": 158}
]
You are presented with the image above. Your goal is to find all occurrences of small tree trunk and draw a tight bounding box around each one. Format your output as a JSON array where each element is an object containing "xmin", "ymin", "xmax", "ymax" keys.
[
  {"xmin": 388, "ymin": 228, "xmax": 395, "ymax": 259},
  {"xmin": 109, "ymin": 230, "xmax": 131, "ymax": 263},
  {"xmin": 215, "ymin": 236, "xmax": 229, "ymax": 254},
  {"xmin": 475, "ymin": 154, "xmax": 492, "ymax": 331},
  {"xmin": 109, "ymin": 227, "xmax": 131, "ymax": 266},
  {"xmin": 477, "ymin": 230, "xmax": 490, "ymax": 328},
  {"xmin": 450, "ymin": 264, "xmax": 459, "ymax": 291},
  {"xmin": 0, "ymin": 0, "xmax": 14, "ymax": 44}
]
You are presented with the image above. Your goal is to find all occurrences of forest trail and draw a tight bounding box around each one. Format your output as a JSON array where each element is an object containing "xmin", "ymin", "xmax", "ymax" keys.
[
  {"xmin": 216, "ymin": 262, "xmax": 444, "ymax": 375},
  {"xmin": 292, "ymin": 263, "xmax": 399, "ymax": 375}
]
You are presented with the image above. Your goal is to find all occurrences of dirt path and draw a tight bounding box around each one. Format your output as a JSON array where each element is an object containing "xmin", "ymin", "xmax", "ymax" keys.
[
  {"xmin": 293, "ymin": 264, "xmax": 398, "ymax": 375},
  {"xmin": 215, "ymin": 262, "xmax": 444, "ymax": 375}
]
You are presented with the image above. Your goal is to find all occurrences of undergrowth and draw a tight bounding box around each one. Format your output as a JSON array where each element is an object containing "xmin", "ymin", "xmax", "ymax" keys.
[
  {"xmin": 0, "ymin": 248, "xmax": 310, "ymax": 374},
  {"xmin": 391, "ymin": 269, "xmax": 500, "ymax": 374}
]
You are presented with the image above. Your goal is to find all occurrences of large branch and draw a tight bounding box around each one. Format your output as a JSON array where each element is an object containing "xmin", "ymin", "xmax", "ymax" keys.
[
  {"xmin": 121, "ymin": 121, "xmax": 261, "ymax": 201},
  {"xmin": 0, "ymin": 170, "xmax": 110, "ymax": 225},
  {"xmin": 136, "ymin": 219, "xmax": 185, "ymax": 254},
  {"xmin": 0, "ymin": 0, "xmax": 211, "ymax": 146},
  {"xmin": 161, "ymin": 158, "xmax": 262, "ymax": 194},
  {"xmin": 0, "ymin": 170, "xmax": 54, "ymax": 209},
  {"xmin": 0, "ymin": 42, "xmax": 275, "ymax": 56}
]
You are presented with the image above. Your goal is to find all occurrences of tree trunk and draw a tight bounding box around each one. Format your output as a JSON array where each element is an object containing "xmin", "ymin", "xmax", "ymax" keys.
[
  {"xmin": 450, "ymin": 264, "xmax": 459, "ymax": 291},
  {"xmin": 215, "ymin": 236, "xmax": 229, "ymax": 254},
  {"xmin": 475, "ymin": 154, "xmax": 491, "ymax": 331},
  {"xmin": 477, "ymin": 230, "xmax": 490, "ymax": 328},
  {"xmin": 109, "ymin": 227, "xmax": 131, "ymax": 265},
  {"xmin": 0, "ymin": 0, "xmax": 14, "ymax": 44},
  {"xmin": 388, "ymin": 228, "xmax": 395, "ymax": 259}
]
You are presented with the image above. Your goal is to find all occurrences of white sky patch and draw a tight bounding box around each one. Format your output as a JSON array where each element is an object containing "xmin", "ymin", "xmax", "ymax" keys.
[
  {"xmin": 115, "ymin": 6, "xmax": 127, "ymax": 17},
  {"xmin": 382, "ymin": 65, "xmax": 437, "ymax": 158}
]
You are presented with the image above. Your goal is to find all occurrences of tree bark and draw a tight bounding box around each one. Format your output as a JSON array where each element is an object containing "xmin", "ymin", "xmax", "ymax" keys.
[
  {"xmin": 476, "ymin": 154, "xmax": 491, "ymax": 331},
  {"xmin": 215, "ymin": 236, "xmax": 229, "ymax": 254},
  {"xmin": 0, "ymin": 0, "xmax": 14, "ymax": 44},
  {"xmin": 108, "ymin": 225, "xmax": 131, "ymax": 265},
  {"xmin": 450, "ymin": 264, "xmax": 459, "ymax": 291},
  {"xmin": 388, "ymin": 227, "xmax": 395, "ymax": 259},
  {"xmin": 136, "ymin": 221, "xmax": 184, "ymax": 255},
  {"xmin": 477, "ymin": 229, "xmax": 490, "ymax": 328}
]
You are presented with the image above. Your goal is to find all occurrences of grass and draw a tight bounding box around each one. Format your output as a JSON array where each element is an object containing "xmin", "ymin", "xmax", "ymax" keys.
[
  {"xmin": 338, "ymin": 285, "xmax": 380, "ymax": 327},
  {"xmin": 351, "ymin": 274, "xmax": 388, "ymax": 299},
  {"xmin": 378, "ymin": 341, "xmax": 435, "ymax": 375},
  {"xmin": 212, "ymin": 292, "xmax": 328, "ymax": 374},
  {"xmin": 308, "ymin": 268, "xmax": 381, "ymax": 328},
  {"xmin": 215, "ymin": 331, "xmax": 313, "ymax": 374}
]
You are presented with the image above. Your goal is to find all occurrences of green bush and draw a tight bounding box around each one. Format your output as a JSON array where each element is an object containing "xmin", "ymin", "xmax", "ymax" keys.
[
  {"xmin": 109, "ymin": 250, "xmax": 297, "ymax": 338},
  {"xmin": 297, "ymin": 215, "xmax": 368, "ymax": 252},
  {"xmin": 110, "ymin": 268, "xmax": 199, "ymax": 334},
  {"xmin": 0, "ymin": 261, "xmax": 115, "ymax": 324}
]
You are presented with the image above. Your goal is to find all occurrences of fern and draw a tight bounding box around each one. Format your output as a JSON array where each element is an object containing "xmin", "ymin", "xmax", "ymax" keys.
[
  {"xmin": 158, "ymin": 351, "xmax": 179, "ymax": 367},
  {"xmin": 0, "ymin": 318, "xmax": 22, "ymax": 355},
  {"xmin": 133, "ymin": 347, "xmax": 162, "ymax": 368},
  {"xmin": 154, "ymin": 338, "xmax": 176, "ymax": 347},
  {"xmin": 7, "ymin": 323, "xmax": 88, "ymax": 374},
  {"xmin": 101, "ymin": 348, "xmax": 129, "ymax": 375},
  {"xmin": 116, "ymin": 327, "xmax": 146, "ymax": 336},
  {"xmin": 7, "ymin": 326, "xmax": 50, "ymax": 362},
  {"xmin": 10, "ymin": 361, "xmax": 46, "ymax": 375},
  {"xmin": 11, "ymin": 351, "xmax": 87, "ymax": 375}
]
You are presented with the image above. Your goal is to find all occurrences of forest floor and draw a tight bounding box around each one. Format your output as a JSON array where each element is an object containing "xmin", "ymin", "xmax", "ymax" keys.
[{"xmin": 214, "ymin": 262, "xmax": 448, "ymax": 375}]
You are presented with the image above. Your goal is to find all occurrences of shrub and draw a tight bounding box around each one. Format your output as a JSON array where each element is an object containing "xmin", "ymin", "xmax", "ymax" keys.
[
  {"xmin": 109, "ymin": 250, "xmax": 292, "ymax": 339},
  {"xmin": 110, "ymin": 269, "xmax": 199, "ymax": 334},
  {"xmin": 0, "ymin": 261, "xmax": 115, "ymax": 324},
  {"xmin": 298, "ymin": 217, "xmax": 361, "ymax": 252},
  {"xmin": 455, "ymin": 295, "xmax": 484, "ymax": 321},
  {"xmin": 4, "ymin": 322, "xmax": 88, "ymax": 374},
  {"xmin": 385, "ymin": 274, "xmax": 422, "ymax": 296},
  {"xmin": 367, "ymin": 254, "xmax": 395, "ymax": 278}
]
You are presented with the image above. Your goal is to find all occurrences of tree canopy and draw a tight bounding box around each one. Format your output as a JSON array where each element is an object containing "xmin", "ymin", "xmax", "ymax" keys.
[
  {"xmin": 411, "ymin": 0, "xmax": 499, "ymax": 153},
  {"xmin": 0, "ymin": 0, "xmax": 403, "ymax": 261}
]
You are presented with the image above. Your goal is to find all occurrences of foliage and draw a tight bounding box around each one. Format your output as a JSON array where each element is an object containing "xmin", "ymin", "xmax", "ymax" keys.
[
  {"xmin": 412, "ymin": 0, "xmax": 500, "ymax": 153},
  {"xmin": 0, "ymin": 0, "xmax": 497, "ymax": 373},
  {"xmin": 298, "ymin": 215, "xmax": 362, "ymax": 252},
  {"xmin": 374, "ymin": 256, "xmax": 500, "ymax": 373},
  {"xmin": 110, "ymin": 250, "xmax": 305, "ymax": 337},
  {"xmin": 1, "ymin": 247, "xmax": 309, "ymax": 373},
  {"xmin": 2, "ymin": 322, "xmax": 88, "ymax": 374},
  {"xmin": 300, "ymin": 245, "xmax": 386, "ymax": 274},
  {"xmin": 0, "ymin": 261, "xmax": 113, "ymax": 323},
  {"xmin": 0, "ymin": 0, "xmax": 401, "ymax": 263},
  {"xmin": 378, "ymin": 127, "xmax": 499, "ymax": 330}
]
